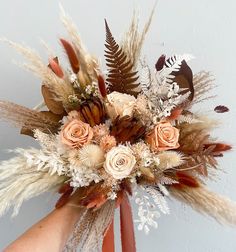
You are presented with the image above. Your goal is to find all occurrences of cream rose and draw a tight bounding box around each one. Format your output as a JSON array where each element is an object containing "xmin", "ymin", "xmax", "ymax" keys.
[
  {"xmin": 104, "ymin": 146, "xmax": 136, "ymax": 179},
  {"xmin": 106, "ymin": 91, "xmax": 136, "ymax": 120},
  {"xmin": 146, "ymin": 121, "xmax": 180, "ymax": 152},
  {"xmin": 61, "ymin": 119, "xmax": 93, "ymax": 148}
]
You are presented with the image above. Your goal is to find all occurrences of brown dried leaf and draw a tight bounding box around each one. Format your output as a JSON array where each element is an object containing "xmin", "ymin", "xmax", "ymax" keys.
[{"xmin": 41, "ymin": 85, "xmax": 65, "ymax": 115}]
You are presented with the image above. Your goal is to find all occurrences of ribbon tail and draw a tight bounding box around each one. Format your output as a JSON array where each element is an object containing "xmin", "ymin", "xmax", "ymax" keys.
[
  {"xmin": 102, "ymin": 218, "xmax": 115, "ymax": 252},
  {"xmin": 120, "ymin": 192, "xmax": 136, "ymax": 252}
]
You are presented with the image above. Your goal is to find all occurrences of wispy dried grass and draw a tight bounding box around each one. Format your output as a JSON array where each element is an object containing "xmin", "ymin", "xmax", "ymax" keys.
[
  {"xmin": 0, "ymin": 154, "xmax": 65, "ymax": 217},
  {"xmin": 192, "ymin": 71, "xmax": 216, "ymax": 104},
  {"xmin": 170, "ymin": 186, "xmax": 236, "ymax": 225},
  {"xmin": 59, "ymin": 5, "xmax": 99, "ymax": 83},
  {"xmin": 121, "ymin": 3, "xmax": 156, "ymax": 68},
  {"xmin": 0, "ymin": 101, "xmax": 59, "ymax": 133},
  {"xmin": 0, "ymin": 38, "xmax": 74, "ymax": 106}
]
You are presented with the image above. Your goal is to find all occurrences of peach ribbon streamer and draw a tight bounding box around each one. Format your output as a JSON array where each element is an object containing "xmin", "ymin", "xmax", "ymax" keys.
[{"xmin": 102, "ymin": 192, "xmax": 136, "ymax": 252}]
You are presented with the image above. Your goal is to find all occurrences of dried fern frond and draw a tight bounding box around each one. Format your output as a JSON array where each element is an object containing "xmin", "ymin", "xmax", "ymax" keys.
[
  {"xmin": 0, "ymin": 155, "xmax": 65, "ymax": 217},
  {"xmin": 0, "ymin": 101, "xmax": 61, "ymax": 133},
  {"xmin": 1, "ymin": 38, "xmax": 74, "ymax": 106},
  {"xmin": 64, "ymin": 201, "xmax": 115, "ymax": 252},
  {"xmin": 192, "ymin": 71, "xmax": 216, "ymax": 104},
  {"xmin": 170, "ymin": 185, "xmax": 236, "ymax": 225},
  {"xmin": 121, "ymin": 3, "xmax": 156, "ymax": 68},
  {"xmin": 105, "ymin": 20, "xmax": 140, "ymax": 97}
]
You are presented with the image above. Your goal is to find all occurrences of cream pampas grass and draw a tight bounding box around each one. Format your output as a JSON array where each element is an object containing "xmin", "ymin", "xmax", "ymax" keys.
[
  {"xmin": 1, "ymin": 38, "xmax": 74, "ymax": 106},
  {"xmin": 0, "ymin": 154, "xmax": 65, "ymax": 217},
  {"xmin": 121, "ymin": 3, "xmax": 156, "ymax": 68},
  {"xmin": 170, "ymin": 186, "xmax": 236, "ymax": 225}
]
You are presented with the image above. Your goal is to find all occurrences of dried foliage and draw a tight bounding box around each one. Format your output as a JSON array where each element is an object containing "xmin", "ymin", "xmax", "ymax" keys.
[
  {"xmin": 105, "ymin": 20, "xmax": 140, "ymax": 97},
  {"xmin": 177, "ymin": 124, "xmax": 218, "ymax": 175}
]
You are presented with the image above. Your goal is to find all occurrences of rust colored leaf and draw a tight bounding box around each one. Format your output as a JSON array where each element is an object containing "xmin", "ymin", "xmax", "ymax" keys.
[
  {"xmin": 60, "ymin": 38, "xmax": 80, "ymax": 73},
  {"xmin": 97, "ymin": 75, "xmax": 107, "ymax": 98},
  {"xmin": 214, "ymin": 105, "xmax": 229, "ymax": 113},
  {"xmin": 155, "ymin": 54, "xmax": 166, "ymax": 71},
  {"xmin": 48, "ymin": 57, "xmax": 64, "ymax": 78},
  {"xmin": 204, "ymin": 143, "xmax": 232, "ymax": 152},
  {"xmin": 176, "ymin": 172, "xmax": 199, "ymax": 187}
]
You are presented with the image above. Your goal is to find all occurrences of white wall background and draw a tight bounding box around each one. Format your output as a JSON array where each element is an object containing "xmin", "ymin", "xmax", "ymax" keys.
[{"xmin": 0, "ymin": 0, "xmax": 236, "ymax": 251}]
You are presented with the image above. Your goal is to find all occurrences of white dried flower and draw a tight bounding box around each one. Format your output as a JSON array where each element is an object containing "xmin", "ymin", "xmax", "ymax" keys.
[
  {"xmin": 104, "ymin": 145, "xmax": 136, "ymax": 180},
  {"xmin": 68, "ymin": 94, "xmax": 79, "ymax": 104},
  {"xmin": 69, "ymin": 73, "xmax": 78, "ymax": 83},
  {"xmin": 107, "ymin": 191, "xmax": 117, "ymax": 200},
  {"xmin": 106, "ymin": 91, "xmax": 136, "ymax": 120},
  {"xmin": 70, "ymin": 165, "xmax": 101, "ymax": 188}
]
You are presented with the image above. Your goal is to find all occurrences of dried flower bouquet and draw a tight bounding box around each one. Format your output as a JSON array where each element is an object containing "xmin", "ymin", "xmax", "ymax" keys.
[{"xmin": 0, "ymin": 6, "xmax": 235, "ymax": 252}]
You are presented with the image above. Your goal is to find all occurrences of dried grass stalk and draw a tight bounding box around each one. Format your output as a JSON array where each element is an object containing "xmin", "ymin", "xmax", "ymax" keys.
[
  {"xmin": 192, "ymin": 71, "xmax": 216, "ymax": 104},
  {"xmin": 59, "ymin": 5, "xmax": 99, "ymax": 82},
  {"xmin": 1, "ymin": 38, "xmax": 74, "ymax": 106},
  {"xmin": 121, "ymin": 3, "xmax": 156, "ymax": 68},
  {"xmin": 0, "ymin": 101, "xmax": 60, "ymax": 133},
  {"xmin": 170, "ymin": 185, "xmax": 236, "ymax": 225}
]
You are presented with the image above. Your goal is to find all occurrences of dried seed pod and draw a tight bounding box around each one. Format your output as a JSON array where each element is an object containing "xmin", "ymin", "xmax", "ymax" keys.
[{"xmin": 78, "ymin": 98, "xmax": 106, "ymax": 126}]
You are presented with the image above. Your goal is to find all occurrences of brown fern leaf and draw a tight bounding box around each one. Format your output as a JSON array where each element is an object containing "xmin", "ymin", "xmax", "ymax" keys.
[{"xmin": 104, "ymin": 20, "xmax": 140, "ymax": 97}]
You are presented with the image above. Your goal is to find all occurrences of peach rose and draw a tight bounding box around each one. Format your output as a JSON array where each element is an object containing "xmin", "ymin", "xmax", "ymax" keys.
[
  {"xmin": 146, "ymin": 121, "xmax": 180, "ymax": 152},
  {"xmin": 61, "ymin": 119, "xmax": 93, "ymax": 148}
]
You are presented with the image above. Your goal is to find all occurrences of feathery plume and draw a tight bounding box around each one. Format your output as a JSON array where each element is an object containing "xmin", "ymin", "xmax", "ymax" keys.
[
  {"xmin": 121, "ymin": 3, "xmax": 156, "ymax": 68},
  {"xmin": 0, "ymin": 155, "xmax": 65, "ymax": 217},
  {"xmin": 170, "ymin": 185, "xmax": 236, "ymax": 225},
  {"xmin": 1, "ymin": 38, "xmax": 74, "ymax": 106}
]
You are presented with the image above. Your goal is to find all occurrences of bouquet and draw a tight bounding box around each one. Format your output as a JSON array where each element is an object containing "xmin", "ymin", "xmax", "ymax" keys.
[{"xmin": 0, "ymin": 6, "xmax": 235, "ymax": 252}]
